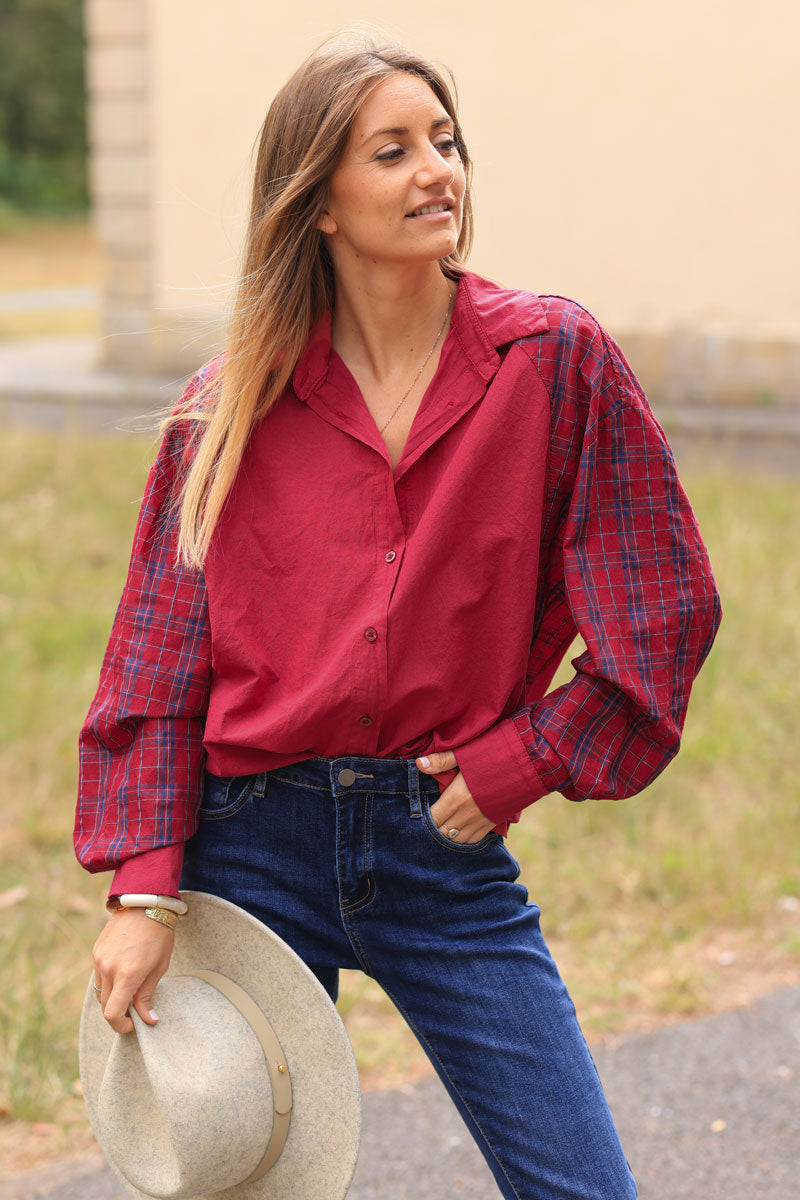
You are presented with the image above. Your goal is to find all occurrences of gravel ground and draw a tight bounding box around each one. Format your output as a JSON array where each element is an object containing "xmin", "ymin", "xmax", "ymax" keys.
[{"xmin": 2, "ymin": 985, "xmax": 798, "ymax": 1200}]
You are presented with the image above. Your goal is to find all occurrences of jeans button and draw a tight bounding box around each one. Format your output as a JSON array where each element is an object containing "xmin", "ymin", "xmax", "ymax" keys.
[{"xmin": 337, "ymin": 768, "xmax": 356, "ymax": 786}]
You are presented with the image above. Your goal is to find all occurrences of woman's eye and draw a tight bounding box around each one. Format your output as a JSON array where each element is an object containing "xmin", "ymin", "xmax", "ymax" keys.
[{"xmin": 375, "ymin": 137, "xmax": 459, "ymax": 163}]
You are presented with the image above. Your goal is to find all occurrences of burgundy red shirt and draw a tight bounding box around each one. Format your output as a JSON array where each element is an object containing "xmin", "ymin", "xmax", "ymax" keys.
[{"xmin": 74, "ymin": 268, "xmax": 722, "ymax": 901}]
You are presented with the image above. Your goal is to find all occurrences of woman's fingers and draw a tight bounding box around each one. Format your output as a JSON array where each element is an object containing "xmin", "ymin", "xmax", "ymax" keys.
[
  {"xmin": 131, "ymin": 973, "xmax": 162, "ymax": 1026},
  {"xmin": 92, "ymin": 909, "xmax": 174, "ymax": 1034},
  {"xmin": 97, "ymin": 968, "xmax": 165, "ymax": 1033},
  {"xmin": 102, "ymin": 978, "xmax": 136, "ymax": 1034},
  {"xmin": 420, "ymin": 761, "xmax": 495, "ymax": 843},
  {"xmin": 429, "ymin": 798, "xmax": 494, "ymax": 843}
]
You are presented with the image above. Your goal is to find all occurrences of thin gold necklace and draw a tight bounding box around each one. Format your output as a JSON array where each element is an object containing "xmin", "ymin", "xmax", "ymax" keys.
[{"xmin": 378, "ymin": 285, "xmax": 456, "ymax": 435}]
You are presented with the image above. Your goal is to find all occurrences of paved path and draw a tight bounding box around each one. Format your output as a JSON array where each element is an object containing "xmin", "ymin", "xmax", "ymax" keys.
[
  {"xmin": 0, "ymin": 287, "xmax": 98, "ymax": 312},
  {"xmin": 0, "ymin": 335, "xmax": 179, "ymax": 433},
  {"xmin": 3, "ymin": 986, "xmax": 798, "ymax": 1200}
]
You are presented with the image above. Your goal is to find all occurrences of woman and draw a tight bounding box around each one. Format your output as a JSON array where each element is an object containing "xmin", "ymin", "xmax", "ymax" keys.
[{"xmin": 76, "ymin": 30, "xmax": 722, "ymax": 1200}]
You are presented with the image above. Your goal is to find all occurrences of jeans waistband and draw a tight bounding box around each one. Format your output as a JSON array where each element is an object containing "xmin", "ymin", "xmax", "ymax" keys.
[{"xmin": 265, "ymin": 754, "xmax": 439, "ymax": 798}]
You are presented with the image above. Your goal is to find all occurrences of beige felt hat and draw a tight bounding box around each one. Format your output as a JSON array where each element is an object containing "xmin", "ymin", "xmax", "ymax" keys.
[{"xmin": 79, "ymin": 890, "xmax": 362, "ymax": 1200}]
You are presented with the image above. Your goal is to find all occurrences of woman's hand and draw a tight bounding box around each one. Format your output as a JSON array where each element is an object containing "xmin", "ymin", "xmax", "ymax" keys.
[
  {"xmin": 92, "ymin": 908, "xmax": 175, "ymax": 1034},
  {"xmin": 416, "ymin": 751, "xmax": 497, "ymax": 843}
]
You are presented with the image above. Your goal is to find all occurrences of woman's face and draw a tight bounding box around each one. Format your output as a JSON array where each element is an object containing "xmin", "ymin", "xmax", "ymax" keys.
[{"xmin": 317, "ymin": 71, "xmax": 467, "ymax": 270}]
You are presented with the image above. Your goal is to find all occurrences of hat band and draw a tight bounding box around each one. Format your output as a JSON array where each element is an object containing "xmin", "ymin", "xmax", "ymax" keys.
[{"xmin": 180, "ymin": 969, "xmax": 293, "ymax": 1183}]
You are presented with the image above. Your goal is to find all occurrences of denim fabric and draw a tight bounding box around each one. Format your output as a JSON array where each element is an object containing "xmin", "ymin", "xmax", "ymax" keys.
[{"xmin": 179, "ymin": 755, "xmax": 638, "ymax": 1200}]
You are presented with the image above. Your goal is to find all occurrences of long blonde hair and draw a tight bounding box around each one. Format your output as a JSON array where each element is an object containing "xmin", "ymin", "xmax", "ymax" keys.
[{"xmin": 164, "ymin": 29, "xmax": 475, "ymax": 570}]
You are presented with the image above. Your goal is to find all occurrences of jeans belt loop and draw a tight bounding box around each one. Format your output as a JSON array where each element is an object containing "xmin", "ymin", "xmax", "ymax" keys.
[{"xmin": 407, "ymin": 758, "xmax": 423, "ymax": 819}]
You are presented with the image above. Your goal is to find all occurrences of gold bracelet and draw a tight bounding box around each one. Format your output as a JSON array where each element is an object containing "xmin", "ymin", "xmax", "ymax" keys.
[{"xmin": 143, "ymin": 906, "xmax": 180, "ymax": 931}]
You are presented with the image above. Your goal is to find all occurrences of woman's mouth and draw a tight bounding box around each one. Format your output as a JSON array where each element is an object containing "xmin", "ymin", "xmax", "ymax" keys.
[{"xmin": 405, "ymin": 202, "xmax": 454, "ymax": 220}]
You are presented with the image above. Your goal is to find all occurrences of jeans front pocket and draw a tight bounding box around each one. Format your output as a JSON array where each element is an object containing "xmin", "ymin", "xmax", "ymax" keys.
[
  {"xmin": 198, "ymin": 771, "xmax": 260, "ymax": 820},
  {"xmin": 420, "ymin": 792, "xmax": 503, "ymax": 854}
]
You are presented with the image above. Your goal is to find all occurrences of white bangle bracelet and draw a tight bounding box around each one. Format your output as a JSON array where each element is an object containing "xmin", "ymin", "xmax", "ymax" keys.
[{"xmin": 117, "ymin": 893, "xmax": 188, "ymax": 916}]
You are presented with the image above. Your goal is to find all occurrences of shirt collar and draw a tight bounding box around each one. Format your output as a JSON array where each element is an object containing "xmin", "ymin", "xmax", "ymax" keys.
[{"xmin": 291, "ymin": 268, "xmax": 549, "ymax": 402}]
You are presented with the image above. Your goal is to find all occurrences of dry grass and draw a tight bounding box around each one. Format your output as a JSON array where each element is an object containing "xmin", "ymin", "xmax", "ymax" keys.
[
  {"xmin": 0, "ymin": 215, "xmax": 100, "ymax": 341},
  {"xmin": 0, "ymin": 216, "xmax": 101, "ymax": 292}
]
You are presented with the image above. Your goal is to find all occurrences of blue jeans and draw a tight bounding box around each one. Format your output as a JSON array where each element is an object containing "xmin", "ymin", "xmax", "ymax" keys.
[{"xmin": 179, "ymin": 755, "xmax": 638, "ymax": 1200}]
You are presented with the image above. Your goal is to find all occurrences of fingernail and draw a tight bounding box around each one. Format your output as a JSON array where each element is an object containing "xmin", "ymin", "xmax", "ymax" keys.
[
  {"xmin": 149, "ymin": 1010, "xmax": 159, "ymax": 1021},
  {"xmin": 418, "ymin": 756, "xmax": 430, "ymax": 768}
]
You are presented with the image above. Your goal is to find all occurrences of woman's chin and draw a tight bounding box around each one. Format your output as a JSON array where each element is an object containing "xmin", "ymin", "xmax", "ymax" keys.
[{"xmin": 397, "ymin": 231, "xmax": 460, "ymax": 262}]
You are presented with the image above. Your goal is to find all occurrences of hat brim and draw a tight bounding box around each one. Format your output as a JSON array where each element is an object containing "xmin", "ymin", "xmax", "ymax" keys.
[{"xmin": 79, "ymin": 889, "xmax": 361, "ymax": 1200}]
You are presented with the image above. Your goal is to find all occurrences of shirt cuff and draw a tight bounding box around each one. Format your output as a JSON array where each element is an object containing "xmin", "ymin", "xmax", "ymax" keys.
[
  {"xmin": 108, "ymin": 842, "xmax": 186, "ymax": 902},
  {"xmin": 453, "ymin": 716, "xmax": 549, "ymax": 825}
]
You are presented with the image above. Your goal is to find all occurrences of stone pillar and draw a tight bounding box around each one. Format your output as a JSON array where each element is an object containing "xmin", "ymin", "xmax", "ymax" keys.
[{"xmin": 84, "ymin": 0, "xmax": 155, "ymax": 373}]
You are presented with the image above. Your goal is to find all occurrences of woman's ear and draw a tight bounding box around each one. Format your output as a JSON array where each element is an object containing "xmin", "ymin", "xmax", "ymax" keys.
[{"xmin": 316, "ymin": 210, "xmax": 337, "ymax": 236}]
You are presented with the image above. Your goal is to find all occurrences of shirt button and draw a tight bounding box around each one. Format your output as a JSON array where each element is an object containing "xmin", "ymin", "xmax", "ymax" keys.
[
  {"xmin": 358, "ymin": 715, "xmax": 372, "ymax": 726},
  {"xmin": 385, "ymin": 551, "xmax": 396, "ymax": 562},
  {"xmin": 364, "ymin": 627, "xmax": 378, "ymax": 642}
]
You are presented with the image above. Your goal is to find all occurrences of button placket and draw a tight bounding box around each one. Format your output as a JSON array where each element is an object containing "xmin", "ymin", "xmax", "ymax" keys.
[{"xmin": 349, "ymin": 470, "xmax": 406, "ymax": 746}]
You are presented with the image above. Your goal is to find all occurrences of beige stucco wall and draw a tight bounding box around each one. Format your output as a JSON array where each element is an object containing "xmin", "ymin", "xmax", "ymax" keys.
[{"xmin": 86, "ymin": 1, "xmax": 798, "ymax": 403}]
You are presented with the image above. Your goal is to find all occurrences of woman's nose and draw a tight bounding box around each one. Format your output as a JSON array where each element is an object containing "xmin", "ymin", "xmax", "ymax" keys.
[{"xmin": 415, "ymin": 143, "xmax": 456, "ymax": 187}]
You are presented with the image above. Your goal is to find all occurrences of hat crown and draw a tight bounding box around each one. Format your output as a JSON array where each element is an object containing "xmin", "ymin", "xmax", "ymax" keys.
[{"xmin": 97, "ymin": 976, "xmax": 274, "ymax": 1198}]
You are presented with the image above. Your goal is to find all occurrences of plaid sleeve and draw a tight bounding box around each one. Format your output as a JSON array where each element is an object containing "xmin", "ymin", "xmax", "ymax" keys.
[
  {"xmin": 74, "ymin": 372, "xmax": 212, "ymax": 893},
  {"xmin": 454, "ymin": 319, "xmax": 723, "ymax": 825}
]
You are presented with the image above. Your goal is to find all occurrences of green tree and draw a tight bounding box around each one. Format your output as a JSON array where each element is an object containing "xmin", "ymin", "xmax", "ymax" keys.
[{"xmin": 0, "ymin": 0, "xmax": 88, "ymax": 214}]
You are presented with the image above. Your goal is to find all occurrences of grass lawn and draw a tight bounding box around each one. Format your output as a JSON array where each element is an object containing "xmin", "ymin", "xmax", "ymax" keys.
[{"xmin": 1, "ymin": 426, "xmax": 798, "ymax": 1174}]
